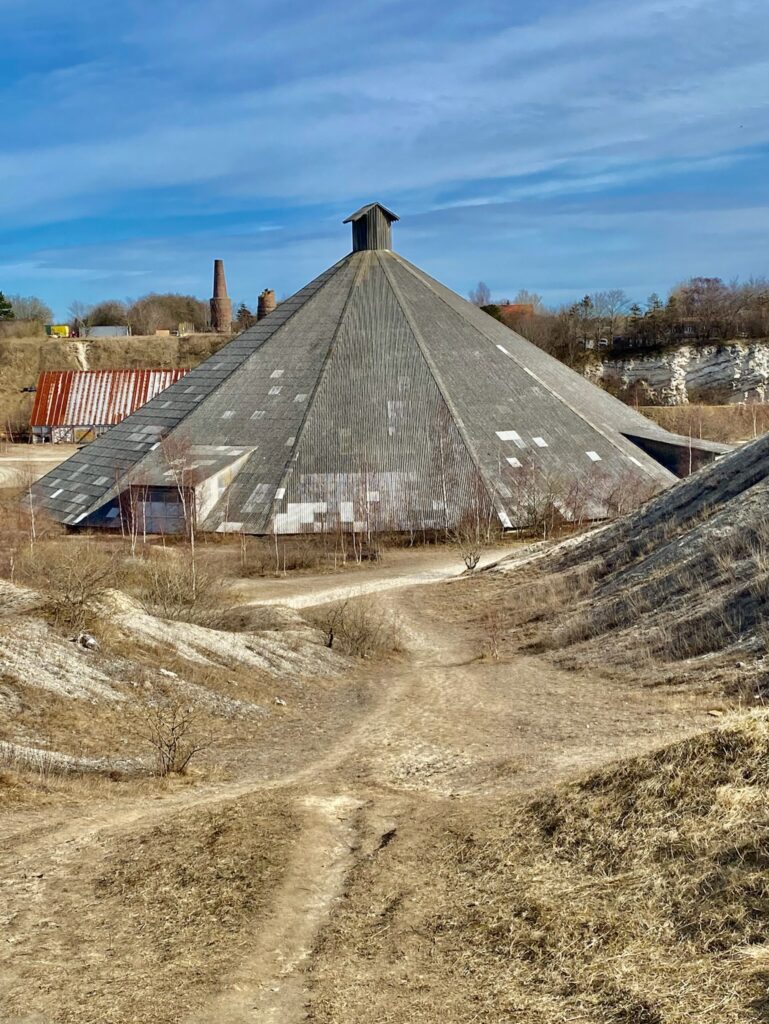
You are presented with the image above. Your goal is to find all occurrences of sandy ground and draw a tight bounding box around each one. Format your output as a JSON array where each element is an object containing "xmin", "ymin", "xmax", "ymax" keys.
[
  {"xmin": 0, "ymin": 442, "xmax": 78, "ymax": 487},
  {"xmin": 0, "ymin": 549, "xmax": 714, "ymax": 1022}
]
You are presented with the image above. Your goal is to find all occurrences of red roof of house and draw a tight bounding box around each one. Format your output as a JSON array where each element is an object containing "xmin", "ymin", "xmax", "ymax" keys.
[
  {"xmin": 30, "ymin": 369, "xmax": 188, "ymax": 428},
  {"xmin": 498, "ymin": 303, "xmax": 535, "ymax": 317}
]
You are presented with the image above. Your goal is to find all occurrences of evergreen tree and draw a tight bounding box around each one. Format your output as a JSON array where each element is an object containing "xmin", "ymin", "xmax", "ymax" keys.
[
  {"xmin": 0, "ymin": 291, "xmax": 15, "ymax": 321},
  {"xmin": 235, "ymin": 303, "xmax": 256, "ymax": 330}
]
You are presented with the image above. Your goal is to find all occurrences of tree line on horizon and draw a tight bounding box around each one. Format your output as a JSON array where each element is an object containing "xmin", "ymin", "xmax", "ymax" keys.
[
  {"xmin": 0, "ymin": 292, "xmax": 262, "ymax": 336},
  {"xmin": 469, "ymin": 276, "xmax": 769, "ymax": 366}
]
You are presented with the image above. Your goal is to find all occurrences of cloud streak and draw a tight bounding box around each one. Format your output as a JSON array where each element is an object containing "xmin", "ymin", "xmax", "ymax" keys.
[{"xmin": 1, "ymin": 0, "xmax": 767, "ymax": 314}]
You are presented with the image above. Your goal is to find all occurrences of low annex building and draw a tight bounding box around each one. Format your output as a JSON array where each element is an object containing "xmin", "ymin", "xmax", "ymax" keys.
[
  {"xmin": 30, "ymin": 368, "xmax": 188, "ymax": 444},
  {"xmin": 32, "ymin": 205, "xmax": 728, "ymax": 534}
]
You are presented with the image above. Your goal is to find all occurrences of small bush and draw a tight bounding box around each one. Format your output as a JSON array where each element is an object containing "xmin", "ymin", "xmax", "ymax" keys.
[
  {"xmin": 135, "ymin": 690, "xmax": 208, "ymax": 777},
  {"xmin": 133, "ymin": 556, "xmax": 226, "ymax": 626},
  {"xmin": 308, "ymin": 598, "xmax": 403, "ymax": 659},
  {"xmin": 17, "ymin": 541, "xmax": 122, "ymax": 631}
]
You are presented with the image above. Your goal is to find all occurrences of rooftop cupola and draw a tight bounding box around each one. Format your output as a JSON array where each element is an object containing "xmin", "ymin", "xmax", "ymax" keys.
[{"xmin": 344, "ymin": 203, "xmax": 399, "ymax": 252}]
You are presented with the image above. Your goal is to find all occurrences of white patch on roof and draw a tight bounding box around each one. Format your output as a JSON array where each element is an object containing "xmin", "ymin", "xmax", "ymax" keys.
[
  {"xmin": 586, "ymin": 451, "xmax": 602, "ymax": 462},
  {"xmin": 221, "ymin": 410, "xmax": 235, "ymax": 419},
  {"xmin": 275, "ymin": 487, "xmax": 286, "ymax": 500},
  {"xmin": 251, "ymin": 410, "xmax": 265, "ymax": 420},
  {"xmin": 50, "ymin": 488, "xmax": 63, "ymax": 499},
  {"xmin": 496, "ymin": 430, "xmax": 526, "ymax": 449},
  {"xmin": 532, "ymin": 437, "xmax": 548, "ymax": 448},
  {"xmin": 286, "ymin": 436, "xmax": 296, "ymax": 446},
  {"xmin": 496, "ymin": 345, "xmax": 510, "ymax": 355},
  {"xmin": 216, "ymin": 521, "xmax": 244, "ymax": 533},
  {"xmin": 498, "ymin": 509, "xmax": 513, "ymax": 529},
  {"xmin": 270, "ymin": 370, "xmax": 284, "ymax": 379},
  {"xmin": 506, "ymin": 456, "xmax": 522, "ymax": 468},
  {"xmin": 628, "ymin": 455, "xmax": 643, "ymax": 467},
  {"xmin": 340, "ymin": 501, "xmax": 354, "ymax": 522},
  {"xmin": 269, "ymin": 386, "xmax": 283, "ymax": 396},
  {"xmin": 294, "ymin": 394, "xmax": 308, "ymax": 403}
]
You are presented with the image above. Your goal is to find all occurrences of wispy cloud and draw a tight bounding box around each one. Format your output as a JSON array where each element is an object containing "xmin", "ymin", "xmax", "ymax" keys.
[{"xmin": 1, "ymin": 0, "xmax": 767, "ymax": 314}]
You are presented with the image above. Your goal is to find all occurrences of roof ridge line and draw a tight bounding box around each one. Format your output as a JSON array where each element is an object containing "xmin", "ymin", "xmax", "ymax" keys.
[
  {"xmin": 263, "ymin": 251, "xmax": 371, "ymax": 531},
  {"xmin": 388, "ymin": 252, "xmax": 667, "ymax": 481},
  {"xmin": 376, "ymin": 251, "xmax": 506, "ymax": 517}
]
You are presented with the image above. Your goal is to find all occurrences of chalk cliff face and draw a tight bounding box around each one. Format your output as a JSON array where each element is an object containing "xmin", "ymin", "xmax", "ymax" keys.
[{"xmin": 586, "ymin": 341, "xmax": 769, "ymax": 405}]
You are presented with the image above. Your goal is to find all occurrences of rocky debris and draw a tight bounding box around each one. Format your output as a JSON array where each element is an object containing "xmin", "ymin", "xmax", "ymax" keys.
[
  {"xmin": 0, "ymin": 619, "xmax": 125, "ymax": 701},
  {"xmin": 70, "ymin": 631, "xmax": 99, "ymax": 651},
  {"xmin": 0, "ymin": 740, "xmax": 135, "ymax": 776},
  {"xmin": 274, "ymin": 697, "xmax": 287, "ymax": 706}
]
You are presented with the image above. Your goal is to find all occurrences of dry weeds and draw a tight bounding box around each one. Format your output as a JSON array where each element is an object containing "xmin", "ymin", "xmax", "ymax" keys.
[
  {"xmin": 0, "ymin": 793, "xmax": 297, "ymax": 1024},
  {"xmin": 310, "ymin": 713, "xmax": 769, "ymax": 1024},
  {"xmin": 307, "ymin": 597, "xmax": 403, "ymax": 659}
]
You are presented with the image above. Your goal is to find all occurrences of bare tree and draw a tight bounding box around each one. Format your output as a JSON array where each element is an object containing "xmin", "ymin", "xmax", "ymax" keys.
[
  {"xmin": 513, "ymin": 288, "xmax": 544, "ymax": 313},
  {"xmin": 7, "ymin": 295, "xmax": 53, "ymax": 324},
  {"xmin": 469, "ymin": 281, "xmax": 492, "ymax": 306},
  {"xmin": 591, "ymin": 289, "xmax": 630, "ymax": 341}
]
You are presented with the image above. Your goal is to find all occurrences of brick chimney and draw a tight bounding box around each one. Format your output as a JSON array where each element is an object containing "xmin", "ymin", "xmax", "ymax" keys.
[
  {"xmin": 210, "ymin": 259, "xmax": 233, "ymax": 334},
  {"xmin": 257, "ymin": 288, "xmax": 276, "ymax": 321}
]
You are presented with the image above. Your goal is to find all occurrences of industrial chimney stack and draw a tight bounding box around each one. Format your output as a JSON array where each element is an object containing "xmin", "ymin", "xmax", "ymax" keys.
[
  {"xmin": 257, "ymin": 288, "xmax": 276, "ymax": 321},
  {"xmin": 210, "ymin": 259, "xmax": 233, "ymax": 334}
]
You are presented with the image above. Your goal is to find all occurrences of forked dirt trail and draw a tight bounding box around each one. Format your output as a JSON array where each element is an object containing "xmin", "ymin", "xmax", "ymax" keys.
[{"xmin": 0, "ymin": 551, "xmax": 714, "ymax": 1023}]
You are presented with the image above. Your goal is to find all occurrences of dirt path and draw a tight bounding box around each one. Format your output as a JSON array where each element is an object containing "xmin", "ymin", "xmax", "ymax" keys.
[
  {"xmin": 192, "ymin": 794, "xmax": 362, "ymax": 1024},
  {"xmin": 0, "ymin": 555, "xmax": 713, "ymax": 1023},
  {"xmin": 231, "ymin": 545, "xmax": 512, "ymax": 608}
]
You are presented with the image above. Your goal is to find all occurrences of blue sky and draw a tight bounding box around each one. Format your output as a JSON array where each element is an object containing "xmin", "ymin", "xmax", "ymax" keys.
[{"xmin": 1, "ymin": 0, "xmax": 767, "ymax": 319}]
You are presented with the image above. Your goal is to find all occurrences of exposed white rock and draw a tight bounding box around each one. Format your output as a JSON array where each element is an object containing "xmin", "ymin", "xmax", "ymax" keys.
[{"xmin": 586, "ymin": 341, "xmax": 769, "ymax": 405}]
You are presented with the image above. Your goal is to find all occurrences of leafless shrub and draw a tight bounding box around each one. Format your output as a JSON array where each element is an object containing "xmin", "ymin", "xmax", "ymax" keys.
[
  {"xmin": 17, "ymin": 541, "xmax": 123, "ymax": 630},
  {"xmin": 480, "ymin": 608, "xmax": 505, "ymax": 660},
  {"xmin": 308, "ymin": 597, "xmax": 403, "ymax": 659},
  {"xmin": 134, "ymin": 556, "xmax": 226, "ymax": 626},
  {"xmin": 135, "ymin": 691, "xmax": 208, "ymax": 777}
]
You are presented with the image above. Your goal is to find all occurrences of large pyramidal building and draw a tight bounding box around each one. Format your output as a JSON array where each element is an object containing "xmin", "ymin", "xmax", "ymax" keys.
[{"xmin": 34, "ymin": 204, "xmax": 726, "ymax": 535}]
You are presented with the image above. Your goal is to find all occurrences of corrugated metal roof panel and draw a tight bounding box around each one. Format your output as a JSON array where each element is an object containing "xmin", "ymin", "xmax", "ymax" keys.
[{"xmin": 30, "ymin": 369, "xmax": 188, "ymax": 428}]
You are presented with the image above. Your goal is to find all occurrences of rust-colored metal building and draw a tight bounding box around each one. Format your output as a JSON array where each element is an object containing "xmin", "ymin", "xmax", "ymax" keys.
[{"xmin": 30, "ymin": 368, "xmax": 188, "ymax": 444}]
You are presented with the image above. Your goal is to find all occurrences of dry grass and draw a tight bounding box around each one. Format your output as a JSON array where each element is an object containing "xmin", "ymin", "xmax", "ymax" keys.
[
  {"xmin": 310, "ymin": 713, "xmax": 769, "ymax": 1023},
  {"xmin": 0, "ymin": 792, "xmax": 297, "ymax": 1024},
  {"xmin": 640, "ymin": 403, "xmax": 769, "ymax": 443},
  {"xmin": 306, "ymin": 597, "xmax": 403, "ymax": 659}
]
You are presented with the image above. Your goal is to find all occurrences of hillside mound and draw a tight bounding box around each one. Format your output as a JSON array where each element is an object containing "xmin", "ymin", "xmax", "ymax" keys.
[
  {"xmin": 311, "ymin": 711, "xmax": 769, "ymax": 1024},
  {"xmin": 494, "ymin": 431, "xmax": 769, "ymax": 679}
]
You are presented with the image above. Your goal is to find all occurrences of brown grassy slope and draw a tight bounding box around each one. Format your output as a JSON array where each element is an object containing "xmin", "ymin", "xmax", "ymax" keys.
[
  {"xmin": 0, "ymin": 333, "xmax": 229, "ymax": 435},
  {"xmin": 488, "ymin": 431, "xmax": 769, "ymax": 673},
  {"xmin": 310, "ymin": 713, "xmax": 769, "ymax": 1024},
  {"xmin": 0, "ymin": 793, "xmax": 296, "ymax": 1024}
]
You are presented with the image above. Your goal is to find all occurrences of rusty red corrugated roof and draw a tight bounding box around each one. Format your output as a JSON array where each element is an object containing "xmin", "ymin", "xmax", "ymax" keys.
[{"xmin": 30, "ymin": 369, "xmax": 188, "ymax": 427}]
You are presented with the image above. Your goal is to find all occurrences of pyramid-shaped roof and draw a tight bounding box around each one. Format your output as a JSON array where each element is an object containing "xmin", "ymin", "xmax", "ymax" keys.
[{"xmin": 33, "ymin": 205, "xmax": 728, "ymax": 535}]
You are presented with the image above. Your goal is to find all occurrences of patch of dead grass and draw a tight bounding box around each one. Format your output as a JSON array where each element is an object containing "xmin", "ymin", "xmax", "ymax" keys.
[
  {"xmin": 310, "ymin": 713, "xmax": 769, "ymax": 1024},
  {"xmin": 0, "ymin": 792, "xmax": 297, "ymax": 1023}
]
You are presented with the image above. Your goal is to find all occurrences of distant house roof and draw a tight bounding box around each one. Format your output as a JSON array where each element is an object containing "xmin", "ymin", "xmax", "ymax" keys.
[
  {"xmin": 499, "ymin": 303, "xmax": 535, "ymax": 317},
  {"xmin": 30, "ymin": 369, "xmax": 188, "ymax": 428}
]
